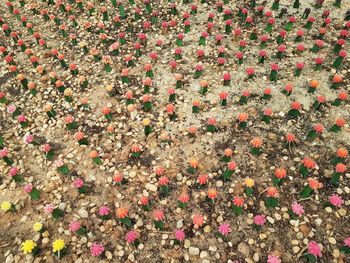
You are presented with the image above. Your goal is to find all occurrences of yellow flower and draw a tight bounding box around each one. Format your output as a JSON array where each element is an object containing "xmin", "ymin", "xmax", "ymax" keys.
[
  {"xmin": 33, "ymin": 222, "xmax": 43, "ymax": 232},
  {"xmin": 1, "ymin": 201, "xmax": 12, "ymax": 212},
  {"xmin": 52, "ymin": 239, "xmax": 65, "ymax": 253},
  {"xmin": 105, "ymin": 85, "xmax": 113, "ymax": 92},
  {"xmin": 63, "ymin": 88, "xmax": 73, "ymax": 96},
  {"xmin": 142, "ymin": 118, "xmax": 151, "ymax": 126},
  {"xmin": 244, "ymin": 178, "xmax": 255, "ymax": 188},
  {"xmin": 22, "ymin": 240, "xmax": 36, "ymax": 254}
]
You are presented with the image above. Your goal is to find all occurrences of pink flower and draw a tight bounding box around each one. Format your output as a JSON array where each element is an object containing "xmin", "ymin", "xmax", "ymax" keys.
[
  {"xmin": 0, "ymin": 148, "xmax": 9, "ymax": 158},
  {"xmin": 73, "ymin": 178, "xmax": 84, "ymax": 189},
  {"xmin": 24, "ymin": 134, "xmax": 34, "ymax": 144},
  {"xmin": 344, "ymin": 237, "xmax": 350, "ymax": 247},
  {"xmin": 90, "ymin": 243, "xmax": 105, "ymax": 257},
  {"xmin": 54, "ymin": 159, "xmax": 64, "ymax": 168},
  {"xmin": 126, "ymin": 230, "xmax": 138, "ymax": 243},
  {"xmin": 8, "ymin": 167, "xmax": 18, "ymax": 176},
  {"xmin": 271, "ymin": 63, "xmax": 279, "ymax": 71},
  {"xmin": 218, "ymin": 223, "xmax": 231, "ymax": 236},
  {"xmin": 69, "ymin": 221, "xmax": 81, "ymax": 232},
  {"xmin": 7, "ymin": 105, "xmax": 16, "ymax": 114},
  {"xmin": 98, "ymin": 206, "xmax": 110, "ymax": 216},
  {"xmin": 291, "ymin": 202, "xmax": 304, "ymax": 216},
  {"xmin": 267, "ymin": 255, "xmax": 281, "ymax": 263},
  {"xmin": 44, "ymin": 204, "xmax": 54, "ymax": 214},
  {"xmin": 253, "ymin": 214, "xmax": 266, "ymax": 225},
  {"xmin": 23, "ymin": 184, "xmax": 33, "ymax": 193},
  {"xmin": 329, "ymin": 194, "xmax": 344, "ymax": 207},
  {"xmin": 153, "ymin": 209, "xmax": 165, "ymax": 221},
  {"xmin": 174, "ymin": 229, "xmax": 185, "ymax": 241},
  {"xmin": 308, "ymin": 241, "xmax": 322, "ymax": 257},
  {"xmin": 18, "ymin": 115, "xmax": 26, "ymax": 123},
  {"xmin": 42, "ymin": 144, "xmax": 51, "ymax": 153}
]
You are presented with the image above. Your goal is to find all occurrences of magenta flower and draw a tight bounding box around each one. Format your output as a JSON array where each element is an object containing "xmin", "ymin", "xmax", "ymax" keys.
[
  {"xmin": 253, "ymin": 214, "xmax": 266, "ymax": 225},
  {"xmin": 218, "ymin": 223, "xmax": 231, "ymax": 236},
  {"xmin": 329, "ymin": 194, "xmax": 344, "ymax": 207},
  {"xmin": 308, "ymin": 241, "xmax": 322, "ymax": 257},
  {"xmin": 90, "ymin": 243, "xmax": 105, "ymax": 257},
  {"xmin": 126, "ymin": 230, "xmax": 138, "ymax": 243},
  {"xmin": 174, "ymin": 229, "xmax": 185, "ymax": 241},
  {"xmin": 23, "ymin": 184, "xmax": 33, "ymax": 193},
  {"xmin": 98, "ymin": 206, "xmax": 110, "ymax": 216},
  {"xmin": 69, "ymin": 221, "xmax": 81, "ymax": 232},
  {"xmin": 291, "ymin": 202, "xmax": 304, "ymax": 216},
  {"xmin": 267, "ymin": 255, "xmax": 281, "ymax": 263}
]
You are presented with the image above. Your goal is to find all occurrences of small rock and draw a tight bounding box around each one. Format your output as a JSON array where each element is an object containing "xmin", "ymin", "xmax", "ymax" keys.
[{"xmin": 189, "ymin": 247, "xmax": 200, "ymax": 256}]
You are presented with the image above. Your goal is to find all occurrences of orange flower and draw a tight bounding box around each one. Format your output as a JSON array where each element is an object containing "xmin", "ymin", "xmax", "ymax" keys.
[
  {"xmin": 333, "ymin": 74, "xmax": 343, "ymax": 83},
  {"xmin": 233, "ymin": 196, "xmax": 244, "ymax": 207},
  {"xmin": 266, "ymin": 187, "xmax": 278, "ymax": 197},
  {"xmin": 192, "ymin": 214, "xmax": 204, "ymax": 227},
  {"xmin": 64, "ymin": 115, "xmax": 74, "ymax": 124},
  {"xmin": 335, "ymin": 118, "xmax": 346, "ymax": 127},
  {"xmin": 309, "ymin": 80, "xmax": 319, "ymax": 88},
  {"xmin": 337, "ymin": 147, "xmax": 348, "ymax": 158},
  {"xmin": 155, "ymin": 166, "xmax": 165, "ymax": 176},
  {"xmin": 116, "ymin": 207, "xmax": 128, "ymax": 219},
  {"xmin": 224, "ymin": 148, "xmax": 233, "ymax": 157},
  {"xmin": 189, "ymin": 159, "xmax": 198, "ymax": 168},
  {"xmin": 131, "ymin": 144, "xmax": 141, "ymax": 152},
  {"xmin": 200, "ymin": 80, "xmax": 208, "ymax": 87},
  {"xmin": 178, "ymin": 193, "xmax": 190, "ymax": 203},
  {"xmin": 308, "ymin": 178, "xmax": 322, "ymax": 190},
  {"xmin": 275, "ymin": 168, "xmax": 286, "ymax": 179},
  {"xmin": 335, "ymin": 163, "xmax": 347, "ymax": 173},
  {"xmin": 197, "ymin": 174, "xmax": 208, "ymax": 185},
  {"xmin": 102, "ymin": 107, "xmax": 111, "ymax": 115},
  {"xmin": 75, "ymin": 131, "xmax": 84, "ymax": 141},
  {"xmin": 237, "ymin": 112, "xmax": 248, "ymax": 122},
  {"xmin": 175, "ymin": 73, "xmax": 183, "ymax": 81},
  {"xmin": 192, "ymin": 100, "xmax": 200, "ymax": 107},
  {"xmin": 89, "ymin": 150, "xmax": 98, "ymax": 158},
  {"xmin": 106, "ymin": 126, "xmax": 114, "ymax": 133},
  {"xmin": 207, "ymin": 189, "xmax": 217, "ymax": 200},
  {"xmin": 250, "ymin": 137, "xmax": 262, "ymax": 148},
  {"xmin": 303, "ymin": 157, "xmax": 316, "ymax": 169}
]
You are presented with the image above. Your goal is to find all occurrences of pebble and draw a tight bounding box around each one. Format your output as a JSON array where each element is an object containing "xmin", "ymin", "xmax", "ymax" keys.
[
  {"xmin": 329, "ymin": 237, "xmax": 336, "ymax": 245},
  {"xmin": 200, "ymin": 251, "xmax": 208, "ymax": 258},
  {"xmin": 145, "ymin": 183, "xmax": 157, "ymax": 192},
  {"xmin": 78, "ymin": 208, "xmax": 89, "ymax": 218},
  {"xmin": 189, "ymin": 247, "xmax": 200, "ymax": 256},
  {"xmin": 237, "ymin": 243, "xmax": 250, "ymax": 257},
  {"xmin": 184, "ymin": 239, "xmax": 191, "ymax": 248},
  {"xmin": 292, "ymin": 246, "xmax": 300, "ymax": 254}
]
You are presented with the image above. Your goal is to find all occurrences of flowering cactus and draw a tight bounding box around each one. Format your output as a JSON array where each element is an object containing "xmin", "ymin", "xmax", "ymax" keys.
[
  {"xmin": 265, "ymin": 187, "xmax": 279, "ymax": 208},
  {"xmin": 250, "ymin": 137, "xmax": 263, "ymax": 155},
  {"xmin": 288, "ymin": 101, "xmax": 302, "ymax": 118},
  {"xmin": 300, "ymin": 178, "xmax": 322, "ymax": 198},
  {"xmin": 232, "ymin": 196, "xmax": 244, "ymax": 215},
  {"xmin": 207, "ymin": 189, "xmax": 218, "ymax": 203},
  {"xmin": 333, "ymin": 50, "xmax": 347, "ymax": 68},
  {"xmin": 222, "ymin": 161, "xmax": 237, "ymax": 180},
  {"xmin": 55, "ymin": 160, "xmax": 70, "ymax": 175},
  {"xmin": 24, "ymin": 184, "xmax": 40, "ymax": 201},
  {"xmin": 332, "ymin": 147, "xmax": 348, "ymax": 165},
  {"xmin": 153, "ymin": 209, "xmax": 165, "ymax": 230},
  {"xmin": 253, "ymin": 214, "xmax": 266, "ymax": 231},
  {"xmin": 331, "ymin": 163, "xmax": 347, "ymax": 186},
  {"xmin": 340, "ymin": 237, "xmax": 350, "ymax": 255},
  {"xmin": 330, "ymin": 118, "xmax": 346, "ymax": 132},
  {"xmin": 269, "ymin": 63, "xmax": 279, "ymax": 81},
  {"xmin": 178, "ymin": 192, "xmax": 190, "ymax": 208},
  {"xmin": 116, "ymin": 207, "xmax": 132, "ymax": 227},
  {"xmin": 307, "ymin": 123, "xmax": 324, "ymax": 140},
  {"xmin": 303, "ymin": 241, "xmax": 322, "ymax": 262},
  {"xmin": 130, "ymin": 144, "xmax": 141, "ymax": 158}
]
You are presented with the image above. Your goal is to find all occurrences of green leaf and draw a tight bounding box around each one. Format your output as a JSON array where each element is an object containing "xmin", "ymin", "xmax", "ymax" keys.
[
  {"xmin": 245, "ymin": 187, "xmax": 253, "ymax": 197},
  {"xmin": 303, "ymin": 253, "xmax": 317, "ymax": 262},
  {"xmin": 223, "ymin": 169, "xmax": 233, "ymax": 180},
  {"xmin": 120, "ymin": 217, "xmax": 132, "ymax": 228},
  {"xmin": 307, "ymin": 130, "xmax": 317, "ymax": 140},
  {"xmin": 340, "ymin": 246, "xmax": 350, "ymax": 254},
  {"xmin": 251, "ymin": 147, "xmax": 262, "ymax": 155},
  {"xmin": 265, "ymin": 197, "xmax": 278, "ymax": 208},
  {"xmin": 232, "ymin": 205, "xmax": 243, "ymax": 215},
  {"xmin": 76, "ymin": 227, "xmax": 87, "ymax": 236},
  {"xmin": 154, "ymin": 220, "xmax": 164, "ymax": 230},
  {"xmin": 300, "ymin": 186, "xmax": 313, "ymax": 198},
  {"xmin": 78, "ymin": 138, "xmax": 89, "ymax": 146},
  {"xmin": 46, "ymin": 149, "xmax": 55, "ymax": 160},
  {"xmin": 178, "ymin": 201, "xmax": 187, "ymax": 209},
  {"xmin": 30, "ymin": 188, "xmax": 40, "ymax": 201},
  {"xmin": 331, "ymin": 172, "xmax": 341, "ymax": 186},
  {"xmin": 58, "ymin": 165, "xmax": 70, "ymax": 175},
  {"xmin": 93, "ymin": 157, "xmax": 102, "ymax": 165},
  {"xmin": 52, "ymin": 208, "xmax": 64, "ymax": 219},
  {"xmin": 299, "ymin": 165, "xmax": 309, "ymax": 178},
  {"xmin": 330, "ymin": 124, "xmax": 341, "ymax": 133}
]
